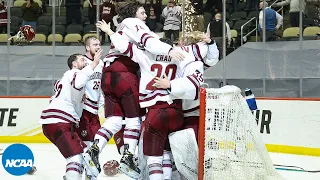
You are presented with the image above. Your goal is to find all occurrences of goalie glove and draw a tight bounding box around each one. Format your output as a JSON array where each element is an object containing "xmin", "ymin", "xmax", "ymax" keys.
[{"xmin": 8, "ymin": 25, "xmax": 35, "ymax": 43}]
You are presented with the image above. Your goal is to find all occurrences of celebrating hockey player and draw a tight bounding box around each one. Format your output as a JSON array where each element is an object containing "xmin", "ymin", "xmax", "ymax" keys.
[
  {"xmin": 154, "ymin": 31, "xmax": 220, "ymax": 143},
  {"xmin": 39, "ymin": 51, "xmax": 102, "ymax": 180},
  {"xmin": 98, "ymin": 18, "xmax": 219, "ymax": 179},
  {"xmin": 73, "ymin": 36, "xmax": 105, "ymax": 179},
  {"xmin": 85, "ymin": 0, "xmax": 186, "ymax": 178},
  {"xmin": 153, "ymin": 32, "xmax": 220, "ymax": 179}
]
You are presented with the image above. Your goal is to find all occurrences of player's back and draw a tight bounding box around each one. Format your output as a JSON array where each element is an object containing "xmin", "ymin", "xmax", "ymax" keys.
[
  {"xmin": 40, "ymin": 69, "xmax": 86, "ymax": 124},
  {"xmin": 138, "ymin": 53, "xmax": 180, "ymax": 108}
]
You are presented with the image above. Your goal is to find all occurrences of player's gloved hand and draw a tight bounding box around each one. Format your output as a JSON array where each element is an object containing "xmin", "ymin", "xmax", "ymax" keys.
[
  {"xmin": 169, "ymin": 47, "xmax": 184, "ymax": 61},
  {"xmin": 153, "ymin": 74, "xmax": 170, "ymax": 89},
  {"xmin": 96, "ymin": 20, "xmax": 114, "ymax": 36}
]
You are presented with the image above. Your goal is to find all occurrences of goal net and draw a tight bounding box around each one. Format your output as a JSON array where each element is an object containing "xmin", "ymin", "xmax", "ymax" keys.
[{"xmin": 198, "ymin": 85, "xmax": 285, "ymax": 180}]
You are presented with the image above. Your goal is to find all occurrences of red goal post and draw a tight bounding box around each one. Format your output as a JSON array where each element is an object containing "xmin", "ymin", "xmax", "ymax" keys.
[
  {"xmin": 197, "ymin": 86, "xmax": 284, "ymax": 180},
  {"xmin": 198, "ymin": 87, "xmax": 206, "ymax": 180}
]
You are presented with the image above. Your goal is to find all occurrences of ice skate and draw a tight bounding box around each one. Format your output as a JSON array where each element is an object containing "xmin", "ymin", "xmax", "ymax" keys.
[
  {"xmin": 83, "ymin": 139, "xmax": 101, "ymax": 177},
  {"xmin": 118, "ymin": 144, "xmax": 140, "ymax": 179}
]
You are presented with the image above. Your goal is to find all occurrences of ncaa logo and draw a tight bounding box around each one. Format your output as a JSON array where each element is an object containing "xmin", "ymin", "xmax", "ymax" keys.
[{"xmin": 1, "ymin": 144, "xmax": 34, "ymax": 176}]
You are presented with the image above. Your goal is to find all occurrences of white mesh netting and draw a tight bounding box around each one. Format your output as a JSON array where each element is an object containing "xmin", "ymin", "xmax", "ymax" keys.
[{"xmin": 202, "ymin": 85, "xmax": 285, "ymax": 180}]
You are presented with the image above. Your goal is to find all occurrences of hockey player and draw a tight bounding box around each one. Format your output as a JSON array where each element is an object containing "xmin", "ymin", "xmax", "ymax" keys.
[
  {"xmin": 39, "ymin": 52, "xmax": 102, "ymax": 180},
  {"xmin": 99, "ymin": 21, "xmax": 218, "ymax": 180},
  {"xmin": 154, "ymin": 31, "xmax": 220, "ymax": 143},
  {"xmin": 153, "ymin": 32, "xmax": 220, "ymax": 179},
  {"xmin": 73, "ymin": 36, "xmax": 105, "ymax": 179},
  {"xmin": 85, "ymin": 1, "xmax": 185, "ymax": 178}
]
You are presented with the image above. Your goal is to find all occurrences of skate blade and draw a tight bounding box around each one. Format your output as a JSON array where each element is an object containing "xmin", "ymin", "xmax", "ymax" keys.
[
  {"xmin": 118, "ymin": 163, "xmax": 140, "ymax": 179},
  {"xmin": 85, "ymin": 175, "xmax": 97, "ymax": 180},
  {"xmin": 82, "ymin": 153, "xmax": 100, "ymax": 177}
]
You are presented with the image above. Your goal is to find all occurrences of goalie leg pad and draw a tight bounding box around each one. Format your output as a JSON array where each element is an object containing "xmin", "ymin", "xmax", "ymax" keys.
[
  {"xmin": 183, "ymin": 116, "xmax": 199, "ymax": 143},
  {"xmin": 169, "ymin": 128, "xmax": 199, "ymax": 180}
]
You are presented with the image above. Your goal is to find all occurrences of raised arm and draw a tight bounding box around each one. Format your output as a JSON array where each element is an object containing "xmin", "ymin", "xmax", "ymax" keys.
[
  {"xmin": 121, "ymin": 18, "xmax": 172, "ymax": 55},
  {"xmin": 72, "ymin": 51, "xmax": 102, "ymax": 90},
  {"xmin": 96, "ymin": 20, "xmax": 145, "ymax": 63},
  {"xmin": 120, "ymin": 18, "xmax": 184, "ymax": 60},
  {"xmin": 194, "ymin": 37, "xmax": 220, "ymax": 69}
]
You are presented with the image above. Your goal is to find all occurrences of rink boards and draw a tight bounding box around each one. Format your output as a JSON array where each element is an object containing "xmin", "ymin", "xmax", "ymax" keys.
[{"xmin": 0, "ymin": 97, "xmax": 319, "ymax": 156}]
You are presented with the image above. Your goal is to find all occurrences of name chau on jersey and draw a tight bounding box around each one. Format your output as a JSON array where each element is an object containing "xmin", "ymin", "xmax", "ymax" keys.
[
  {"xmin": 89, "ymin": 72, "xmax": 102, "ymax": 80},
  {"xmin": 156, "ymin": 55, "xmax": 172, "ymax": 62}
]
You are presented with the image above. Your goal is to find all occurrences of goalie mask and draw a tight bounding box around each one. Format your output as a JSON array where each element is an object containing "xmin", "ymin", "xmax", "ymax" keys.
[{"xmin": 9, "ymin": 25, "xmax": 35, "ymax": 43}]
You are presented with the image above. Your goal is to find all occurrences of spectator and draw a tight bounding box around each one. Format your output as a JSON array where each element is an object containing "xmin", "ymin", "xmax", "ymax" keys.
[
  {"xmin": 259, "ymin": 2, "xmax": 283, "ymax": 41},
  {"xmin": 88, "ymin": 0, "xmax": 103, "ymax": 24},
  {"xmin": 21, "ymin": 0, "xmax": 39, "ymax": 31},
  {"xmin": 206, "ymin": 13, "xmax": 231, "ymax": 59},
  {"xmin": 0, "ymin": 0, "xmax": 7, "ymax": 33},
  {"xmin": 190, "ymin": 0, "xmax": 204, "ymax": 32},
  {"xmin": 162, "ymin": 0, "xmax": 181, "ymax": 42},
  {"xmin": 206, "ymin": 13, "xmax": 232, "ymax": 47},
  {"xmin": 273, "ymin": 0, "xmax": 305, "ymax": 27},
  {"xmin": 146, "ymin": 7, "xmax": 157, "ymax": 31},
  {"xmin": 153, "ymin": 0, "xmax": 162, "ymax": 22},
  {"xmin": 144, "ymin": 0, "xmax": 152, "ymax": 17},
  {"xmin": 100, "ymin": 0, "xmax": 116, "ymax": 43},
  {"xmin": 65, "ymin": 0, "xmax": 81, "ymax": 25}
]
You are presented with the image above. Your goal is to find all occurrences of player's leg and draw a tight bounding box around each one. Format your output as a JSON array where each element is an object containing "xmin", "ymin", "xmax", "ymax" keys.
[
  {"xmin": 114, "ymin": 124, "xmax": 125, "ymax": 155},
  {"xmin": 42, "ymin": 123, "xmax": 98, "ymax": 179},
  {"xmin": 166, "ymin": 107, "xmax": 184, "ymax": 180},
  {"xmin": 163, "ymin": 150, "xmax": 173, "ymax": 180},
  {"xmin": 116, "ymin": 72, "xmax": 142, "ymax": 177},
  {"xmin": 142, "ymin": 110, "xmax": 165, "ymax": 180},
  {"xmin": 143, "ymin": 107, "xmax": 184, "ymax": 180},
  {"xmin": 76, "ymin": 110, "xmax": 102, "ymax": 179},
  {"xmin": 85, "ymin": 71, "xmax": 126, "ymax": 173}
]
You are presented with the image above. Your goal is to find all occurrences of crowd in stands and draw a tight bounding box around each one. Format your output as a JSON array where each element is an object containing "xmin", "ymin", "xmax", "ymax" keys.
[{"xmin": 0, "ymin": 0, "xmax": 319, "ymax": 47}]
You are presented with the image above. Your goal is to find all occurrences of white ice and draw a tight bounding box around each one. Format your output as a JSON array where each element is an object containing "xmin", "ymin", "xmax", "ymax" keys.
[{"xmin": 0, "ymin": 143, "xmax": 320, "ymax": 180}]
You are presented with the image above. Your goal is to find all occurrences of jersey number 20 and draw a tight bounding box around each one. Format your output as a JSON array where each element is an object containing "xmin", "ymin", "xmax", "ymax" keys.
[{"xmin": 146, "ymin": 64, "xmax": 177, "ymax": 91}]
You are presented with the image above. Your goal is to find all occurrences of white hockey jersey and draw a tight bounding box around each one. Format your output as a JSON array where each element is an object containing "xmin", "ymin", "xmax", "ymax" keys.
[
  {"xmin": 168, "ymin": 42, "xmax": 220, "ymax": 117},
  {"xmin": 39, "ymin": 66, "xmax": 94, "ymax": 124},
  {"xmin": 103, "ymin": 18, "xmax": 171, "ymax": 66},
  {"xmin": 83, "ymin": 55, "xmax": 104, "ymax": 114},
  {"xmin": 110, "ymin": 32, "xmax": 219, "ymax": 108}
]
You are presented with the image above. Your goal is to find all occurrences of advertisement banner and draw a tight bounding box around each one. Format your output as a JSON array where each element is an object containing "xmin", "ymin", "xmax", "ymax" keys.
[{"xmin": 0, "ymin": 98, "xmax": 319, "ymax": 156}]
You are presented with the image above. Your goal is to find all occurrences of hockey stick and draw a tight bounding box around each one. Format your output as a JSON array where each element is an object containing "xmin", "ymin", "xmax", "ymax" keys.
[{"xmin": 274, "ymin": 164, "xmax": 320, "ymax": 173}]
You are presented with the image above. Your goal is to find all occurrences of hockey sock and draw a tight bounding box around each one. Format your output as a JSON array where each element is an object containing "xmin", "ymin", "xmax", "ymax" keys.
[
  {"xmin": 163, "ymin": 150, "xmax": 172, "ymax": 180},
  {"xmin": 65, "ymin": 154, "xmax": 84, "ymax": 180},
  {"xmin": 147, "ymin": 156, "xmax": 164, "ymax": 180},
  {"xmin": 94, "ymin": 116, "xmax": 122, "ymax": 152},
  {"xmin": 124, "ymin": 117, "xmax": 140, "ymax": 154}
]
